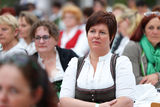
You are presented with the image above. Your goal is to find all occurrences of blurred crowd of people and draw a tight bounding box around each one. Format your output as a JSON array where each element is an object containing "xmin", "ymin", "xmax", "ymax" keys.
[{"xmin": 0, "ymin": 0, "xmax": 160, "ymax": 107}]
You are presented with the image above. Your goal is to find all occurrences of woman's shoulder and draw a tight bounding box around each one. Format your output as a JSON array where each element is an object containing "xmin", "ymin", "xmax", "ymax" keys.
[
  {"xmin": 110, "ymin": 54, "xmax": 131, "ymax": 70},
  {"xmin": 125, "ymin": 40, "xmax": 139, "ymax": 49},
  {"xmin": 116, "ymin": 55, "xmax": 133, "ymax": 75},
  {"xmin": 9, "ymin": 42, "xmax": 27, "ymax": 55},
  {"xmin": 123, "ymin": 40, "xmax": 141, "ymax": 56},
  {"xmin": 56, "ymin": 46, "xmax": 78, "ymax": 57},
  {"xmin": 68, "ymin": 57, "xmax": 79, "ymax": 65},
  {"xmin": 117, "ymin": 55, "xmax": 131, "ymax": 64}
]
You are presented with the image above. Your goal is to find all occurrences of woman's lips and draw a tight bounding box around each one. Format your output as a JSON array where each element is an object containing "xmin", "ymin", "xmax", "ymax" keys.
[
  {"xmin": 92, "ymin": 40, "xmax": 100, "ymax": 44},
  {"xmin": 38, "ymin": 46, "xmax": 46, "ymax": 48}
]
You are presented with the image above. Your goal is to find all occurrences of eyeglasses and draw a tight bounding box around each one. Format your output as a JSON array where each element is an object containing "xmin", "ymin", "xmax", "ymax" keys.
[
  {"xmin": 35, "ymin": 35, "xmax": 50, "ymax": 42},
  {"xmin": 144, "ymin": 11, "xmax": 160, "ymax": 17}
]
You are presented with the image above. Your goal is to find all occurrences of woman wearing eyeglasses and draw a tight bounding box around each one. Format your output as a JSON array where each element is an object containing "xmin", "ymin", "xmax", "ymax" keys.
[
  {"xmin": 123, "ymin": 11, "xmax": 160, "ymax": 88},
  {"xmin": 30, "ymin": 20, "xmax": 78, "ymax": 95}
]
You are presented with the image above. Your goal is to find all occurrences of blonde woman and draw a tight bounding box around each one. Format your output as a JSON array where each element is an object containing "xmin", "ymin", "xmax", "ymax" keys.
[
  {"xmin": 0, "ymin": 14, "xmax": 26, "ymax": 58},
  {"xmin": 58, "ymin": 4, "xmax": 89, "ymax": 57},
  {"xmin": 111, "ymin": 9, "xmax": 142, "ymax": 55},
  {"xmin": 112, "ymin": 3, "xmax": 128, "ymax": 20}
]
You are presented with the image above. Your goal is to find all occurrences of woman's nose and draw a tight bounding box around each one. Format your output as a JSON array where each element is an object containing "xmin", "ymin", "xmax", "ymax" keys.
[
  {"xmin": 153, "ymin": 29, "xmax": 158, "ymax": 34},
  {"xmin": 0, "ymin": 90, "xmax": 8, "ymax": 103},
  {"xmin": 94, "ymin": 32, "xmax": 100, "ymax": 39},
  {"xmin": 39, "ymin": 38, "xmax": 45, "ymax": 43},
  {"xmin": 0, "ymin": 29, "xmax": 3, "ymax": 36}
]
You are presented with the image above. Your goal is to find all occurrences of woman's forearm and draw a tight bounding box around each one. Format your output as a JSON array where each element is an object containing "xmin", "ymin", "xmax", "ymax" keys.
[
  {"xmin": 111, "ymin": 97, "xmax": 134, "ymax": 107},
  {"xmin": 60, "ymin": 97, "xmax": 133, "ymax": 107},
  {"xmin": 60, "ymin": 97, "xmax": 96, "ymax": 107}
]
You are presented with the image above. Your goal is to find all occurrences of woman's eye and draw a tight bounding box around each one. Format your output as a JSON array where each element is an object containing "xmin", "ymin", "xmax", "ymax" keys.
[
  {"xmin": 157, "ymin": 26, "xmax": 160, "ymax": 30},
  {"xmin": 21, "ymin": 24, "xmax": 26, "ymax": 27},
  {"xmin": 90, "ymin": 30, "xmax": 95, "ymax": 33},
  {"xmin": 10, "ymin": 88, "xmax": 18, "ymax": 94},
  {"xmin": 0, "ymin": 86, "xmax": 2, "ymax": 91},
  {"xmin": 2, "ymin": 28, "xmax": 8, "ymax": 31},
  {"xmin": 100, "ymin": 31, "xmax": 106, "ymax": 34},
  {"xmin": 148, "ymin": 26, "xmax": 154, "ymax": 30}
]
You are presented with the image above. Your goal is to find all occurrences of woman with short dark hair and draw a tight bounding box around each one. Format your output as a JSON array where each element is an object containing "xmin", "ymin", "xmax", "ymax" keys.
[{"xmin": 60, "ymin": 11, "xmax": 135, "ymax": 107}]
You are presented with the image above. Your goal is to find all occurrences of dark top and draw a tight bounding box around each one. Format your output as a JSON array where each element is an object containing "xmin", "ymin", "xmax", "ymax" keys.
[
  {"xmin": 33, "ymin": 46, "xmax": 78, "ymax": 71},
  {"xmin": 32, "ymin": 46, "xmax": 78, "ymax": 92}
]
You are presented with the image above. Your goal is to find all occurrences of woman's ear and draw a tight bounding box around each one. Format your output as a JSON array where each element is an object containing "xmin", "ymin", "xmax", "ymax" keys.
[
  {"xmin": 126, "ymin": 18, "xmax": 130, "ymax": 25},
  {"xmin": 111, "ymin": 35, "xmax": 115, "ymax": 43},
  {"xmin": 14, "ymin": 28, "xmax": 19, "ymax": 37},
  {"xmin": 31, "ymin": 87, "xmax": 43, "ymax": 105},
  {"xmin": 143, "ymin": 29, "xmax": 145, "ymax": 34},
  {"xmin": 143, "ymin": 26, "xmax": 146, "ymax": 34},
  {"xmin": 110, "ymin": 35, "xmax": 115, "ymax": 48},
  {"xmin": 55, "ymin": 40, "xmax": 58, "ymax": 45}
]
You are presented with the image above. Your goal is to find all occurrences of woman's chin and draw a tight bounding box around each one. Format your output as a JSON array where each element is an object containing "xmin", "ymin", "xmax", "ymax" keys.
[{"xmin": 37, "ymin": 49, "xmax": 48, "ymax": 53}]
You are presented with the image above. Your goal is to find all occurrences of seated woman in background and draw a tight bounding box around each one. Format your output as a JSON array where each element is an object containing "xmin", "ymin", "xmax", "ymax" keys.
[
  {"xmin": 60, "ymin": 11, "xmax": 135, "ymax": 107},
  {"xmin": 0, "ymin": 14, "xmax": 27, "ymax": 58},
  {"xmin": 58, "ymin": 4, "xmax": 89, "ymax": 57},
  {"xmin": 111, "ymin": 9, "xmax": 142, "ymax": 55},
  {"xmin": 18, "ymin": 11, "xmax": 39, "ymax": 55},
  {"xmin": 123, "ymin": 11, "xmax": 160, "ymax": 88},
  {"xmin": 0, "ymin": 54, "xmax": 58, "ymax": 107},
  {"xmin": 30, "ymin": 20, "xmax": 78, "ymax": 94}
]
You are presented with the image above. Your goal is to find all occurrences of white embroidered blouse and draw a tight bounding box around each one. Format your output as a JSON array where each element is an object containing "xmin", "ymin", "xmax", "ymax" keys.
[{"xmin": 60, "ymin": 52, "xmax": 136, "ymax": 100}]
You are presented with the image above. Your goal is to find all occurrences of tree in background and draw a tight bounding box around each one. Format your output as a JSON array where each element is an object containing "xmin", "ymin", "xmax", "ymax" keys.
[
  {"xmin": 0, "ymin": 0, "xmax": 19, "ymax": 8},
  {"xmin": 114, "ymin": 0, "xmax": 156, "ymax": 9}
]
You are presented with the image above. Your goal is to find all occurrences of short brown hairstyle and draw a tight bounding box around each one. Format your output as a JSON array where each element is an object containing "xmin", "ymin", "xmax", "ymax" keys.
[
  {"xmin": 30, "ymin": 20, "xmax": 59, "ymax": 41},
  {"xmin": 86, "ymin": 11, "xmax": 117, "ymax": 42},
  {"xmin": 19, "ymin": 11, "xmax": 39, "ymax": 26}
]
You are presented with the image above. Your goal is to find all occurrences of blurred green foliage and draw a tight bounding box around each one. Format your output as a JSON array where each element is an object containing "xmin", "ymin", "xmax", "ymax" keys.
[
  {"xmin": 114, "ymin": 0, "xmax": 127, "ymax": 5},
  {"xmin": 114, "ymin": 0, "xmax": 156, "ymax": 8},
  {"xmin": 0, "ymin": 0, "xmax": 19, "ymax": 8},
  {"xmin": 0, "ymin": 0, "xmax": 157, "ymax": 9}
]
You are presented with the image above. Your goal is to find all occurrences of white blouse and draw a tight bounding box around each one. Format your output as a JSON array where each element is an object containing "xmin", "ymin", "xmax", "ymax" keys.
[
  {"xmin": 60, "ymin": 52, "xmax": 136, "ymax": 100},
  {"xmin": 115, "ymin": 36, "xmax": 130, "ymax": 56},
  {"xmin": 19, "ymin": 38, "xmax": 37, "ymax": 55},
  {"xmin": 60, "ymin": 26, "xmax": 89, "ymax": 57},
  {"xmin": 38, "ymin": 48, "xmax": 64, "ymax": 82},
  {"xmin": 0, "ymin": 42, "xmax": 27, "ymax": 58}
]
